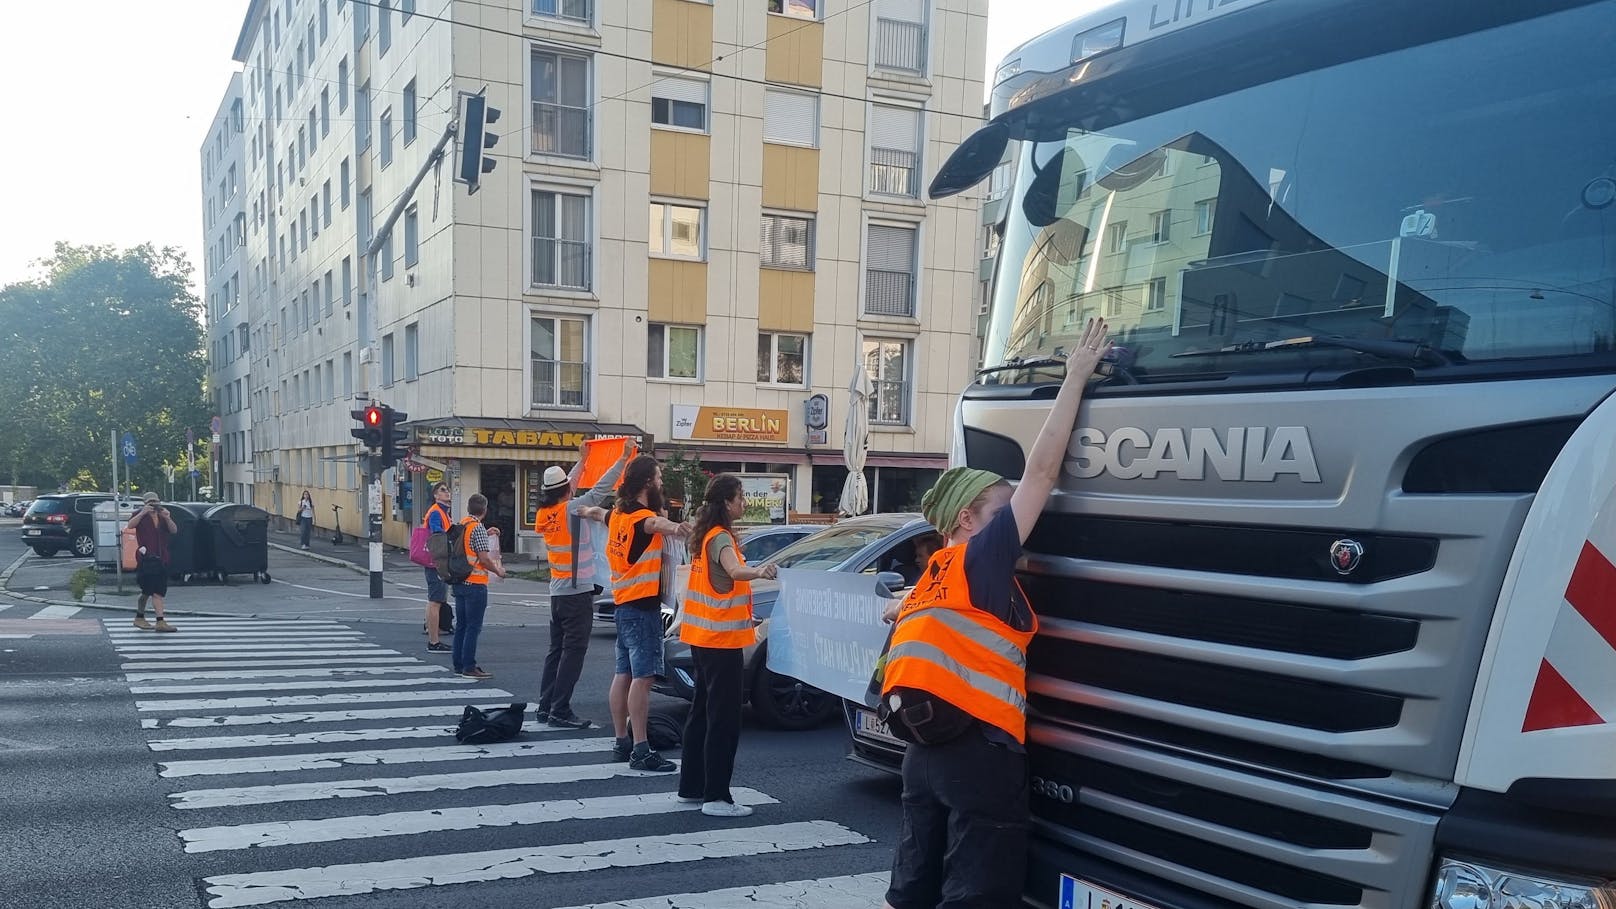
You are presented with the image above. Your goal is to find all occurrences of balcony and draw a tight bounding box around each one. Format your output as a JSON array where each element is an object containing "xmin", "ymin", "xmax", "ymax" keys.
[
  {"xmin": 531, "ymin": 101, "xmax": 592, "ymax": 159},
  {"xmin": 532, "ymin": 237, "xmax": 592, "ymax": 291},
  {"xmin": 873, "ymin": 18, "xmax": 926, "ymax": 75},
  {"xmin": 869, "ymin": 147, "xmax": 918, "ymax": 197},
  {"xmin": 865, "ymin": 268, "xmax": 915, "ymax": 317}
]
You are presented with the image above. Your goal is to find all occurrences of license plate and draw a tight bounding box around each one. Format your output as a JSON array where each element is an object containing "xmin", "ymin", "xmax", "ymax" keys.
[
  {"xmin": 855, "ymin": 708, "xmax": 903, "ymax": 746},
  {"xmin": 24, "ymin": 529, "xmax": 40, "ymax": 536},
  {"xmin": 1059, "ymin": 876, "xmax": 1163, "ymax": 909}
]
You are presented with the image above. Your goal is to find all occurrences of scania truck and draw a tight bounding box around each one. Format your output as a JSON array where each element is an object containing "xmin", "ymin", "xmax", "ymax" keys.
[{"xmin": 927, "ymin": 1, "xmax": 1616, "ymax": 907}]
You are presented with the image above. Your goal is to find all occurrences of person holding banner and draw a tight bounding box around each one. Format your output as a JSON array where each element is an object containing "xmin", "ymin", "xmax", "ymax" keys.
[
  {"xmin": 878, "ymin": 317, "xmax": 1110, "ymax": 909},
  {"xmin": 676, "ymin": 474, "xmax": 779, "ymax": 818}
]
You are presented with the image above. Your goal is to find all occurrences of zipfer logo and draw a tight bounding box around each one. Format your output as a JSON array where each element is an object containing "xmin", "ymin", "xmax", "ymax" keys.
[{"xmin": 1064, "ymin": 426, "xmax": 1322, "ymax": 482}]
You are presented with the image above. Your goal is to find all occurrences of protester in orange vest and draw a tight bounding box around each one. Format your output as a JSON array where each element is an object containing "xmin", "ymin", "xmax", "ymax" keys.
[
  {"xmin": 422, "ymin": 483, "xmax": 454, "ymax": 653},
  {"xmin": 879, "ymin": 317, "xmax": 1110, "ymax": 909},
  {"xmin": 532, "ymin": 444, "xmax": 630, "ymax": 729},
  {"xmin": 676, "ymin": 474, "xmax": 779, "ymax": 817},
  {"xmin": 606, "ymin": 455, "xmax": 692, "ymax": 772},
  {"xmin": 452, "ymin": 493, "xmax": 507, "ymax": 680}
]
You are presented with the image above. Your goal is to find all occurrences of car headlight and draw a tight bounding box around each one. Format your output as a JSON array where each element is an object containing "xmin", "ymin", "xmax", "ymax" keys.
[{"xmin": 1432, "ymin": 858, "xmax": 1616, "ymax": 909}]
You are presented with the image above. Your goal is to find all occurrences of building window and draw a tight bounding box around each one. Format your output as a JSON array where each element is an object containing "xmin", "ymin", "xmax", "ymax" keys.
[
  {"xmin": 651, "ymin": 75, "xmax": 708, "ymax": 132},
  {"xmin": 865, "ymin": 224, "xmax": 917, "ymax": 317},
  {"xmin": 320, "ymin": 89, "xmax": 331, "ymax": 137},
  {"xmin": 380, "ymin": 232, "xmax": 395, "ymax": 281},
  {"xmin": 1146, "ymin": 276, "xmax": 1167, "ymax": 312},
  {"xmin": 342, "ymin": 352, "xmax": 354, "ymax": 396},
  {"xmin": 340, "ymin": 157, "xmax": 351, "ymax": 208},
  {"xmin": 649, "ymin": 202, "xmax": 705, "ymax": 260},
  {"xmin": 531, "ymin": 48, "xmax": 591, "ymax": 159},
  {"xmin": 356, "ymin": 81, "xmax": 371, "ymax": 151},
  {"xmin": 1150, "ymin": 209, "xmax": 1171, "ymax": 243},
  {"xmin": 379, "ymin": 108, "xmax": 393, "ymax": 168},
  {"xmin": 402, "ymin": 0, "xmax": 415, "ymax": 24},
  {"xmin": 322, "ymin": 180, "xmax": 332, "ymax": 228},
  {"xmin": 863, "ymin": 338, "xmax": 911, "ymax": 425},
  {"xmin": 1106, "ymin": 221, "xmax": 1127, "ymax": 254},
  {"xmin": 378, "ymin": 0, "xmax": 391, "ymax": 54},
  {"xmin": 763, "ymin": 89, "xmax": 818, "ymax": 147},
  {"xmin": 403, "ymin": 80, "xmax": 417, "ymax": 144},
  {"xmin": 1104, "ymin": 286, "xmax": 1126, "ymax": 317},
  {"xmin": 757, "ymin": 332, "xmax": 808, "ymax": 386},
  {"xmin": 1194, "ymin": 198, "xmax": 1217, "ymax": 235},
  {"xmin": 533, "ymin": 0, "xmax": 591, "ymax": 24},
  {"xmin": 404, "ymin": 206, "xmax": 420, "ymax": 268},
  {"xmin": 761, "ymin": 214, "xmax": 813, "ymax": 270},
  {"xmin": 323, "ymin": 271, "xmax": 334, "ymax": 316},
  {"xmin": 768, "ymin": 0, "xmax": 818, "ymax": 20},
  {"xmin": 404, "ymin": 323, "xmax": 419, "ymax": 381},
  {"xmin": 531, "ymin": 188, "xmax": 591, "ymax": 290},
  {"xmin": 341, "ymin": 256, "xmax": 353, "ymax": 305},
  {"xmin": 870, "ymin": 104, "xmax": 921, "ymax": 197},
  {"xmin": 530, "ymin": 314, "xmax": 589, "ymax": 408},
  {"xmin": 338, "ymin": 57, "xmax": 349, "ymax": 111},
  {"xmin": 381, "ymin": 333, "xmax": 395, "ymax": 386},
  {"xmin": 648, "ymin": 324, "xmax": 701, "ymax": 381},
  {"xmin": 873, "ymin": 0, "xmax": 927, "ymax": 74}
]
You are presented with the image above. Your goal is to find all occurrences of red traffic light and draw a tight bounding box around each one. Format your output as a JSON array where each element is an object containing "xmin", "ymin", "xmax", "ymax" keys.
[{"xmin": 364, "ymin": 406, "xmax": 382, "ymax": 426}]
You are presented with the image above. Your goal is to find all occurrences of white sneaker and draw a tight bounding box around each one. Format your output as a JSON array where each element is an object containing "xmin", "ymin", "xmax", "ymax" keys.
[{"xmin": 701, "ymin": 801, "xmax": 753, "ymax": 818}]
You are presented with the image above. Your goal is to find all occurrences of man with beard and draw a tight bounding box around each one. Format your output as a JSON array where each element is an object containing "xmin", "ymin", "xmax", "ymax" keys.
[{"xmin": 605, "ymin": 455, "xmax": 691, "ymax": 772}]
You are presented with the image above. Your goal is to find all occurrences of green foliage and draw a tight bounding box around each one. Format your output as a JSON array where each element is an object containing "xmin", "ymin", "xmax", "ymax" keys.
[
  {"xmin": 0, "ymin": 243, "xmax": 208, "ymax": 492},
  {"xmin": 68, "ymin": 567, "xmax": 97, "ymax": 602},
  {"xmin": 658, "ymin": 449, "xmax": 708, "ymax": 509}
]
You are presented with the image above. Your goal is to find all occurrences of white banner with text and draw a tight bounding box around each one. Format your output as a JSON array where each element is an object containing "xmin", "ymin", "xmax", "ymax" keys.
[{"xmin": 766, "ymin": 568, "xmax": 895, "ymax": 705}]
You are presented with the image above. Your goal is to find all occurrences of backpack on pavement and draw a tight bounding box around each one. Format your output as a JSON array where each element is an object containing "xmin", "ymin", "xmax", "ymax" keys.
[
  {"xmin": 429, "ymin": 523, "xmax": 474, "ymax": 584},
  {"xmin": 455, "ymin": 703, "xmax": 527, "ymax": 745}
]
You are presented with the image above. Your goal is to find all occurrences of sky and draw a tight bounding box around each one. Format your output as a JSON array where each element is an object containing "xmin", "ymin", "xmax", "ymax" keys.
[{"xmin": 0, "ymin": 1, "xmax": 1094, "ymax": 294}]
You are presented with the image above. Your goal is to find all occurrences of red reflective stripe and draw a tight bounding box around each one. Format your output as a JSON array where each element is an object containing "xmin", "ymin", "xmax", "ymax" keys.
[
  {"xmin": 1523, "ymin": 659, "xmax": 1605, "ymax": 732},
  {"xmin": 1564, "ymin": 541, "xmax": 1616, "ymax": 652}
]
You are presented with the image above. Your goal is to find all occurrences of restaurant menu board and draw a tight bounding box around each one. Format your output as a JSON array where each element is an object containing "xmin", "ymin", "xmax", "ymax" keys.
[{"xmin": 523, "ymin": 466, "xmax": 544, "ymax": 528}]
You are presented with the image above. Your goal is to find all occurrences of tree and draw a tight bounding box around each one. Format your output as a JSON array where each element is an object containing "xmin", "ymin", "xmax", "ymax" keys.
[
  {"xmin": 0, "ymin": 243, "xmax": 208, "ymax": 492},
  {"xmin": 658, "ymin": 448, "xmax": 708, "ymax": 521}
]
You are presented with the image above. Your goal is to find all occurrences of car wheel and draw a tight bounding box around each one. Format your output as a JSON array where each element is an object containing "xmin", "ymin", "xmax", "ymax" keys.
[
  {"xmin": 70, "ymin": 533, "xmax": 95, "ymax": 558},
  {"xmin": 31, "ymin": 546, "xmax": 56, "ymax": 557},
  {"xmin": 749, "ymin": 656, "xmax": 839, "ymax": 731}
]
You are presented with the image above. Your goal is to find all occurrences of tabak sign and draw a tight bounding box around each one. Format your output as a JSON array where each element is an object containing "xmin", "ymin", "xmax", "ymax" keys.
[
  {"xmin": 671, "ymin": 406, "xmax": 790, "ymax": 444},
  {"xmin": 417, "ymin": 426, "xmax": 610, "ymax": 450}
]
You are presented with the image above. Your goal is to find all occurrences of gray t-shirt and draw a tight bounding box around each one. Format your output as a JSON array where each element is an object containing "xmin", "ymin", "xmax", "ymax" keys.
[
  {"xmin": 550, "ymin": 458, "xmax": 627, "ymax": 597},
  {"xmin": 705, "ymin": 530, "xmax": 736, "ymax": 594}
]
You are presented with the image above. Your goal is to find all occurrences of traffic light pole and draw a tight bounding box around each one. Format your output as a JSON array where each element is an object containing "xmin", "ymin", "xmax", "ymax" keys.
[{"xmin": 367, "ymin": 454, "xmax": 384, "ymax": 599}]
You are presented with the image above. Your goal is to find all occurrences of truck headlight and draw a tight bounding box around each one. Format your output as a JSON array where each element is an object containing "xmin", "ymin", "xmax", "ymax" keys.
[{"xmin": 1432, "ymin": 858, "xmax": 1616, "ymax": 909}]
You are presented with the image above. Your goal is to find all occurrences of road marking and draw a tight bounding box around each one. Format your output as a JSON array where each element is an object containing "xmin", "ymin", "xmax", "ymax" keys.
[
  {"xmin": 122, "ymin": 656, "xmax": 421, "ymax": 670},
  {"xmin": 109, "ymin": 620, "xmax": 353, "ymax": 630},
  {"xmin": 158, "ymin": 736, "xmax": 612, "ymax": 778},
  {"xmin": 170, "ymin": 758, "xmax": 660, "ymax": 809},
  {"xmin": 548, "ymin": 872, "xmax": 891, "ymax": 909},
  {"xmin": 201, "ymin": 821, "xmax": 870, "ymax": 907},
  {"xmin": 130, "ymin": 677, "xmax": 476, "ymax": 695},
  {"xmin": 269, "ymin": 578, "xmax": 420, "ymax": 602},
  {"xmin": 137, "ymin": 687, "xmax": 510, "ymax": 712},
  {"xmin": 179, "ymin": 788, "xmax": 778, "ymax": 853},
  {"xmin": 147, "ymin": 722, "xmax": 545, "ymax": 752},
  {"xmin": 114, "ymin": 648, "xmax": 386, "ymax": 658},
  {"xmin": 140, "ymin": 703, "xmax": 511, "ymax": 729},
  {"xmin": 108, "ymin": 633, "xmax": 366, "ymax": 642},
  {"xmin": 32, "ymin": 604, "xmax": 81, "ymax": 619},
  {"xmin": 124, "ymin": 666, "xmax": 451, "ymax": 682}
]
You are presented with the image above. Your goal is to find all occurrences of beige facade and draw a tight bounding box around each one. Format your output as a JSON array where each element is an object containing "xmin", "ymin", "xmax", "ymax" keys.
[{"xmin": 224, "ymin": 0, "xmax": 986, "ymax": 553}]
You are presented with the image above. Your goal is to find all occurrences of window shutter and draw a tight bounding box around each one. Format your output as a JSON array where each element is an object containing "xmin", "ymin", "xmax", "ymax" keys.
[
  {"xmin": 870, "ymin": 104, "xmax": 919, "ymax": 153},
  {"xmin": 878, "ymin": 0, "xmax": 925, "ymax": 22},
  {"xmin": 868, "ymin": 225, "xmax": 916, "ymax": 271},
  {"xmin": 652, "ymin": 75, "xmax": 707, "ymax": 106},
  {"xmin": 764, "ymin": 90, "xmax": 818, "ymax": 146}
]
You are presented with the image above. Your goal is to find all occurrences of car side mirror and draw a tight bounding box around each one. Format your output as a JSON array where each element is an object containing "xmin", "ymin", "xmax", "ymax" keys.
[{"xmin": 875, "ymin": 571, "xmax": 908, "ymax": 599}]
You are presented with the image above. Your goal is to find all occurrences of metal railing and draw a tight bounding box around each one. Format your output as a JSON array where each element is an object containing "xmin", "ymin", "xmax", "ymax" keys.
[
  {"xmin": 865, "ymin": 268, "xmax": 915, "ymax": 317},
  {"xmin": 531, "ymin": 101, "xmax": 591, "ymax": 159},
  {"xmin": 532, "ymin": 0, "xmax": 591, "ymax": 23},
  {"xmin": 532, "ymin": 237, "xmax": 591, "ymax": 291},
  {"xmin": 874, "ymin": 18, "xmax": 926, "ymax": 75},
  {"xmin": 870, "ymin": 146, "xmax": 918, "ymax": 197},
  {"xmin": 532, "ymin": 359, "xmax": 590, "ymax": 409}
]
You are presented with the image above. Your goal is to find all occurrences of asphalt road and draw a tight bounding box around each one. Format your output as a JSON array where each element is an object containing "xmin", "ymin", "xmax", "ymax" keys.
[{"xmin": 0, "ymin": 525, "xmax": 904, "ymax": 909}]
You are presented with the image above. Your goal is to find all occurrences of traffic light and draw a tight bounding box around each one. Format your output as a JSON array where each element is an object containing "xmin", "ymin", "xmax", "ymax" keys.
[
  {"xmin": 379, "ymin": 405, "xmax": 409, "ymax": 465},
  {"xmin": 350, "ymin": 405, "xmax": 383, "ymax": 450},
  {"xmin": 456, "ymin": 90, "xmax": 500, "ymax": 194}
]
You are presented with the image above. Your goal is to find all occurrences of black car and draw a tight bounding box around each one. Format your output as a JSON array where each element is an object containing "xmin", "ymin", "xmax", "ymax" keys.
[{"xmin": 21, "ymin": 493, "xmax": 113, "ymax": 557}]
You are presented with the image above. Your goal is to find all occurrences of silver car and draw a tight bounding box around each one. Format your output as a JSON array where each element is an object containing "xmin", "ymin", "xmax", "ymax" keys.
[{"xmin": 657, "ymin": 513, "xmax": 941, "ymax": 731}]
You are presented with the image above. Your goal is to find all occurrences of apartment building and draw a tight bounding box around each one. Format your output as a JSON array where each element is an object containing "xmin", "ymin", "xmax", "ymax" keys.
[
  {"xmin": 200, "ymin": 74, "xmax": 252, "ymax": 505},
  {"xmin": 222, "ymin": 0, "xmax": 986, "ymax": 554}
]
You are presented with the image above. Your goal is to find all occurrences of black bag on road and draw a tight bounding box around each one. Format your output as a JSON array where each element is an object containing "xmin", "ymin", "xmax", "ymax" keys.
[{"xmin": 455, "ymin": 703, "xmax": 527, "ymax": 745}]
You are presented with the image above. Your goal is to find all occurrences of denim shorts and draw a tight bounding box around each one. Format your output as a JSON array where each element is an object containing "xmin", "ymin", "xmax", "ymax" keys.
[
  {"xmin": 424, "ymin": 566, "xmax": 448, "ymax": 604},
  {"xmin": 614, "ymin": 605, "xmax": 665, "ymax": 679}
]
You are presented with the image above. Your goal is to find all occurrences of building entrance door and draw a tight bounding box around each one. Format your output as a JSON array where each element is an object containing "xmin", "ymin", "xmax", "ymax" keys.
[{"xmin": 479, "ymin": 463, "xmax": 517, "ymax": 553}]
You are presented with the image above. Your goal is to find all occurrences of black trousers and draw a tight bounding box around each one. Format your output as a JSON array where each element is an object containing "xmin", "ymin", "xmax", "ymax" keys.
[
  {"xmin": 537, "ymin": 591, "xmax": 594, "ymax": 717},
  {"xmin": 678, "ymin": 645, "xmax": 745, "ymax": 804},
  {"xmin": 886, "ymin": 728, "xmax": 1030, "ymax": 909}
]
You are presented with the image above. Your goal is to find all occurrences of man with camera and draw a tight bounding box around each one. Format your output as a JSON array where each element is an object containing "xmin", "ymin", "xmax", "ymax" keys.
[{"xmin": 128, "ymin": 492, "xmax": 178, "ymax": 632}]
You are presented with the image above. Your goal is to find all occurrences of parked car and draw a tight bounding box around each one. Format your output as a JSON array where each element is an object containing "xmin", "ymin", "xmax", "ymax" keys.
[
  {"xmin": 657, "ymin": 513, "xmax": 941, "ymax": 731},
  {"xmin": 591, "ymin": 523, "xmax": 822, "ymax": 626},
  {"xmin": 8, "ymin": 500, "xmax": 33, "ymax": 517},
  {"xmin": 21, "ymin": 493, "xmax": 114, "ymax": 557}
]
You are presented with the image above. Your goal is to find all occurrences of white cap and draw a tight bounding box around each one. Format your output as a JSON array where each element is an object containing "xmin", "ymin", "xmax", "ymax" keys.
[{"xmin": 542, "ymin": 466, "xmax": 570, "ymax": 490}]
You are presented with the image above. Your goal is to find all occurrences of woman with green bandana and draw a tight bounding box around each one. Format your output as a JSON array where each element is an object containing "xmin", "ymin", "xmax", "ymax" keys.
[{"xmin": 879, "ymin": 317, "xmax": 1111, "ymax": 909}]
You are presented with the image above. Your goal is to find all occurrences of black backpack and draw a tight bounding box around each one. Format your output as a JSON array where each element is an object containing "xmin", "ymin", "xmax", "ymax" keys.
[
  {"xmin": 429, "ymin": 522, "xmax": 475, "ymax": 585},
  {"xmin": 455, "ymin": 703, "xmax": 527, "ymax": 745}
]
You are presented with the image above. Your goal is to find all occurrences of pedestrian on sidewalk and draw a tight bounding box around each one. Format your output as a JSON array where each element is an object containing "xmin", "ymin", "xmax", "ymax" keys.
[
  {"xmin": 422, "ymin": 483, "xmax": 454, "ymax": 653},
  {"xmin": 296, "ymin": 490, "xmax": 315, "ymax": 550},
  {"xmin": 533, "ymin": 445, "xmax": 630, "ymax": 729},
  {"xmin": 452, "ymin": 493, "xmax": 507, "ymax": 680},
  {"xmin": 606, "ymin": 455, "xmax": 691, "ymax": 773},
  {"xmin": 128, "ymin": 492, "xmax": 177, "ymax": 633},
  {"xmin": 677, "ymin": 474, "xmax": 778, "ymax": 817},
  {"xmin": 878, "ymin": 317, "xmax": 1110, "ymax": 909}
]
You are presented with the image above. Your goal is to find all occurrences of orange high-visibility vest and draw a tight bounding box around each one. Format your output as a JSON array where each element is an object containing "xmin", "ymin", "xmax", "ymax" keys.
[
  {"xmin": 679, "ymin": 527, "xmax": 755, "ymax": 649},
  {"xmin": 534, "ymin": 502, "xmax": 574, "ymax": 581},
  {"xmin": 880, "ymin": 544, "xmax": 1037, "ymax": 743},
  {"xmin": 607, "ymin": 507, "xmax": 662, "ymax": 604},
  {"xmin": 460, "ymin": 516, "xmax": 489, "ymax": 586},
  {"xmin": 423, "ymin": 502, "xmax": 451, "ymax": 531}
]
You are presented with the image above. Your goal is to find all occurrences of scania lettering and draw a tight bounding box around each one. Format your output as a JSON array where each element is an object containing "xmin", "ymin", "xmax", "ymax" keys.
[{"xmin": 931, "ymin": 1, "xmax": 1616, "ymax": 907}]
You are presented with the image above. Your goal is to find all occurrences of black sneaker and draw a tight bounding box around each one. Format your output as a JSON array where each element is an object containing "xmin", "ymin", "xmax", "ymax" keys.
[
  {"xmin": 534, "ymin": 708, "xmax": 549, "ymax": 725},
  {"xmin": 426, "ymin": 642, "xmax": 451, "ymax": 653},
  {"xmin": 630, "ymin": 749, "xmax": 677, "ymax": 773},
  {"xmin": 612, "ymin": 739, "xmax": 633, "ymax": 762},
  {"xmin": 547, "ymin": 714, "xmax": 594, "ymax": 730}
]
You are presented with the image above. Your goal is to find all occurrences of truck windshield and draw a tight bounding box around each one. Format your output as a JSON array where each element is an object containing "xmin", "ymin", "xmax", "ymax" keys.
[{"xmin": 982, "ymin": 3, "xmax": 1616, "ymax": 386}]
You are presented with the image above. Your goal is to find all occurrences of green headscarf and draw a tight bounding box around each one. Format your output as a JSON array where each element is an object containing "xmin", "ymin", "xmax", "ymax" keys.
[{"xmin": 921, "ymin": 467, "xmax": 1005, "ymax": 537}]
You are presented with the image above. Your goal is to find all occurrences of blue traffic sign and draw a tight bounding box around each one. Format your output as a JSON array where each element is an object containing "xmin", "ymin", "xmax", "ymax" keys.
[{"xmin": 121, "ymin": 432, "xmax": 138, "ymax": 466}]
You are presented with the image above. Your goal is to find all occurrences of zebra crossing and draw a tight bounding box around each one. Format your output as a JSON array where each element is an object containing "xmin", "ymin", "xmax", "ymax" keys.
[{"xmin": 105, "ymin": 615, "xmax": 890, "ymax": 909}]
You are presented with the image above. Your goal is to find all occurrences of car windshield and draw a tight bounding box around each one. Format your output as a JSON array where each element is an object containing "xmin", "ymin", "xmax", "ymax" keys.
[
  {"xmin": 766, "ymin": 523, "xmax": 903, "ymax": 570},
  {"xmin": 27, "ymin": 499, "xmax": 67, "ymax": 515},
  {"xmin": 983, "ymin": 3, "xmax": 1616, "ymax": 385}
]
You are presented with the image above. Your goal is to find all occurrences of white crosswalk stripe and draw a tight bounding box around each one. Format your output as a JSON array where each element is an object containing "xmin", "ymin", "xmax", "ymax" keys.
[
  {"xmin": 33, "ymin": 604, "xmax": 82, "ymax": 618},
  {"xmin": 117, "ymin": 616, "xmax": 887, "ymax": 908}
]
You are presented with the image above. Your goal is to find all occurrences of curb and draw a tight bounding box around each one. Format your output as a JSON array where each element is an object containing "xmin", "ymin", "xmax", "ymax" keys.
[
  {"xmin": 269, "ymin": 541, "xmax": 369, "ymax": 576},
  {"xmin": 0, "ymin": 551, "xmax": 270, "ymax": 618}
]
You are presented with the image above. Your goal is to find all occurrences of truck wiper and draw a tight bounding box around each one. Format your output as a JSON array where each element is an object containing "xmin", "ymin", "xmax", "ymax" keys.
[
  {"xmin": 976, "ymin": 353, "xmax": 1130, "ymax": 382},
  {"xmin": 1170, "ymin": 335, "xmax": 1454, "ymax": 366}
]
